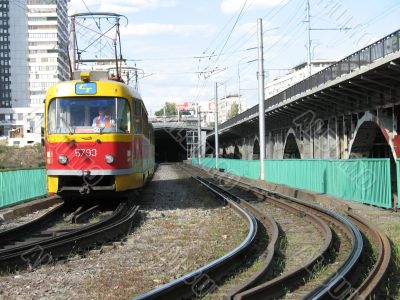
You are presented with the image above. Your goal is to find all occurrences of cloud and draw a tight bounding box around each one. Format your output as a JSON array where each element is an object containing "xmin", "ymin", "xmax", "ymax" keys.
[
  {"xmin": 121, "ymin": 23, "xmax": 215, "ymax": 36},
  {"xmin": 100, "ymin": 0, "xmax": 177, "ymax": 13},
  {"xmin": 69, "ymin": 0, "xmax": 176, "ymax": 14},
  {"xmin": 220, "ymin": 0, "xmax": 287, "ymax": 14}
]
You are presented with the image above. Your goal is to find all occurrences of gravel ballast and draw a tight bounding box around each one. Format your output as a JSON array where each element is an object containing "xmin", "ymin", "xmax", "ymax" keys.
[{"xmin": 0, "ymin": 163, "xmax": 248, "ymax": 299}]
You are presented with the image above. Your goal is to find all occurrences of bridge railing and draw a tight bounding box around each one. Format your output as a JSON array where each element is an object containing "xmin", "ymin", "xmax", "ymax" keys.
[{"xmin": 217, "ymin": 29, "xmax": 400, "ymax": 133}]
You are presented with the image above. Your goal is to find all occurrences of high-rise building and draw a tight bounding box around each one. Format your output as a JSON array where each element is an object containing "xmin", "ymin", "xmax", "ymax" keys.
[
  {"xmin": 0, "ymin": 0, "xmax": 69, "ymax": 144},
  {"xmin": 0, "ymin": 0, "xmax": 11, "ymax": 110},
  {"xmin": 10, "ymin": 0, "xmax": 29, "ymax": 108},
  {"xmin": 27, "ymin": 0, "xmax": 69, "ymax": 108}
]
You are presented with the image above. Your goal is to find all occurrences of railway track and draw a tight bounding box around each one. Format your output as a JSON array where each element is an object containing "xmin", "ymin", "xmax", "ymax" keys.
[
  {"xmin": 134, "ymin": 172, "xmax": 260, "ymax": 299},
  {"xmin": 140, "ymin": 163, "xmax": 390, "ymax": 300},
  {"xmin": 0, "ymin": 199, "xmax": 139, "ymax": 271},
  {"xmin": 134, "ymin": 165, "xmax": 331, "ymax": 299},
  {"xmin": 209, "ymin": 170, "xmax": 392, "ymax": 300},
  {"xmin": 190, "ymin": 167, "xmax": 357, "ymax": 300}
]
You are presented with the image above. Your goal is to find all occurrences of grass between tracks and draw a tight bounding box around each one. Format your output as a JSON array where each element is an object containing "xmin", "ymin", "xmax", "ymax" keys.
[
  {"xmin": 81, "ymin": 206, "xmax": 249, "ymax": 299},
  {"xmin": 379, "ymin": 222, "xmax": 400, "ymax": 299}
]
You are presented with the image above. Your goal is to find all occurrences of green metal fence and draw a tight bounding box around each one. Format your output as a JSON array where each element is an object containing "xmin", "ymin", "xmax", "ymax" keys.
[
  {"xmin": 0, "ymin": 169, "xmax": 47, "ymax": 209},
  {"xmin": 192, "ymin": 158, "xmax": 260, "ymax": 179},
  {"xmin": 264, "ymin": 159, "xmax": 392, "ymax": 209},
  {"xmin": 192, "ymin": 158, "xmax": 392, "ymax": 209}
]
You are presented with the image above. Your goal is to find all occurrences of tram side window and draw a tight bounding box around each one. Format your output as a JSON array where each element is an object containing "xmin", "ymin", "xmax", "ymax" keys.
[
  {"xmin": 48, "ymin": 99, "xmax": 71, "ymax": 134},
  {"xmin": 133, "ymin": 99, "xmax": 142, "ymax": 134},
  {"xmin": 116, "ymin": 99, "xmax": 131, "ymax": 133},
  {"xmin": 142, "ymin": 108, "xmax": 149, "ymax": 138},
  {"xmin": 48, "ymin": 101, "xmax": 56, "ymax": 133}
]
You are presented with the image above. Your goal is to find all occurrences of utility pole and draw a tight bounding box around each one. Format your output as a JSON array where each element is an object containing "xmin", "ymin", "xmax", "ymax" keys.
[
  {"xmin": 306, "ymin": 0, "xmax": 312, "ymax": 77},
  {"xmin": 257, "ymin": 18, "xmax": 266, "ymax": 180},
  {"xmin": 70, "ymin": 17, "xmax": 76, "ymax": 73},
  {"xmin": 214, "ymin": 82, "xmax": 219, "ymax": 169},
  {"xmin": 197, "ymin": 103, "xmax": 202, "ymax": 164},
  {"xmin": 238, "ymin": 63, "xmax": 241, "ymax": 112}
]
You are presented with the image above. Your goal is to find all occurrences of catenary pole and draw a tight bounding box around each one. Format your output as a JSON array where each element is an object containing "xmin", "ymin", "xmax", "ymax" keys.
[
  {"xmin": 71, "ymin": 17, "xmax": 76, "ymax": 73},
  {"xmin": 197, "ymin": 103, "xmax": 201, "ymax": 164},
  {"xmin": 214, "ymin": 82, "xmax": 219, "ymax": 169},
  {"xmin": 306, "ymin": 0, "xmax": 312, "ymax": 77},
  {"xmin": 257, "ymin": 18, "xmax": 266, "ymax": 180}
]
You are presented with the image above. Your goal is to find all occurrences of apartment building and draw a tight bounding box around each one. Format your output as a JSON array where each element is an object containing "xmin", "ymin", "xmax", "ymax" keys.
[{"xmin": 0, "ymin": 0, "xmax": 69, "ymax": 145}]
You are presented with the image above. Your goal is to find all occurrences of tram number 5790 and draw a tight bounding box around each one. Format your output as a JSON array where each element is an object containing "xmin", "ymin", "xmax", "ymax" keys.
[{"xmin": 75, "ymin": 149, "xmax": 97, "ymax": 157}]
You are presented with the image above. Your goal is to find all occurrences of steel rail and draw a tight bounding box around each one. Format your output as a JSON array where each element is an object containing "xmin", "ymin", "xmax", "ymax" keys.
[
  {"xmin": 179, "ymin": 163, "xmax": 282, "ymax": 299},
  {"xmin": 233, "ymin": 203, "xmax": 332, "ymax": 299},
  {"xmin": 196, "ymin": 177, "xmax": 279, "ymax": 299},
  {"xmin": 72, "ymin": 204, "xmax": 100, "ymax": 223},
  {"xmin": 182, "ymin": 164, "xmax": 337, "ymax": 299},
  {"xmin": 346, "ymin": 211, "xmax": 391, "ymax": 299},
  {"xmin": 0, "ymin": 201, "xmax": 139, "ymax": 271},
  {"xmin": 201, "ymin": 177, "xmax": 333, "ymax": 300},
  {"xmin": 133, "ymin": 176, "xmax": 258, "ymax": 300},
  {"xmin": 0, "ymin": 203, "xmax": 65, "ymax": 246},
  {"xmin": 206, "ymin": 169, "xmax": 364, "ymax": 300},
  {"xmin": 273, "ymin": 194, "xmax": 363, "ymax": 300},
  {"xmin": 195, "ymin": 171, "xmax": 335, "ymax": 300},
  {"xmin": 0, "ymin": 202, "xmax": 125, "ymax": 255}
]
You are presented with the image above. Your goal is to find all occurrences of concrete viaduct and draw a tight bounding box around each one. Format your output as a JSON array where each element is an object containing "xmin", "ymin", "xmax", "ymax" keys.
[{"xmin": 207, "ymin": 30, "xmax": 400, "ymax": 171}]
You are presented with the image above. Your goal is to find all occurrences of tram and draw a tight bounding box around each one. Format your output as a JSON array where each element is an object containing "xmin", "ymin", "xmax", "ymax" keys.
[{"xmin": 44, "ymin": 70, "xmax": 154, "ymax": 197}]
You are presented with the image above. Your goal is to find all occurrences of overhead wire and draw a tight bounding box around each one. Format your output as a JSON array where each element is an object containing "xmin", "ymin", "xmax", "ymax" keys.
[
  {"xmin": 312, "ymin": 0, "xmax": 400, "ymax": 59},
  {"xmin": 190, "ymin": 0, "xmax": 253, "ymax": 104},
  {"xmin": 207, "ymin": 1, "xmax": 295, "ymax": 95},
  {"xmin": 213, "ymin": 0, "xmax": 291, "ymax": 70},
  {"xmin": 191, "ymin": 0, "xmax": 293, "ymax": 106},
  {"xmin": 216, "ymin": 0, "xmax": 305, "ymax": 94}
]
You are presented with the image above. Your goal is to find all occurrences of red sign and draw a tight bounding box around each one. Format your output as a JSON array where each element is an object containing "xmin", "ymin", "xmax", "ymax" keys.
[
  {"xmin": 175, "ymin": 102, "xmax": 189, "ymax": 111},
  {"xmin": 208, "ymin": 101, "xmax": 215, "ymax": 111}
]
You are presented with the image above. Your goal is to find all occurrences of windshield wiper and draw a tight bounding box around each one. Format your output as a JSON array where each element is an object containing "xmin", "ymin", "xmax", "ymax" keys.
[{"xmin": 67, "ymin": 126, "xmax": 74, "ymax": 135}]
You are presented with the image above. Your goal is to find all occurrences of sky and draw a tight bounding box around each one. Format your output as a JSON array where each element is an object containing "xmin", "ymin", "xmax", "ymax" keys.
[{"xmin": 68, "ymin": 0, "xmax": 400, "ymax": 115}]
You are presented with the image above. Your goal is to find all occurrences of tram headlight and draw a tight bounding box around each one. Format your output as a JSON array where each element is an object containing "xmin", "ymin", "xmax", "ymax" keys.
[
  {"xmin": 105, "ymin": 154, "xmax": 114, "ymax": 164},
  {"xmin": 58, "ymin": 155, "xmax": 68, "ymax": 165}
]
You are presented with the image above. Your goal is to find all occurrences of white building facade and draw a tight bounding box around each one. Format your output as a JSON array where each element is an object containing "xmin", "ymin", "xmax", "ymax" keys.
[
  {"xmin": 199, "ymin": 94, "xmax": 247, "ymax": 127},
  {"xmin": 0, "ymin": 0, "xmax": 70, "ymax": 145},
  {"xmin": 265, "ymin": 60, "xmax": 336, "ymax": 98}
]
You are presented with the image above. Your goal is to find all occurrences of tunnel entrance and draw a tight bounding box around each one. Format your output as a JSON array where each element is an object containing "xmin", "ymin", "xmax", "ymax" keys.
[
  {"xmin": 349, "ymin": 121, "xmax": 393, "ymax": 159},
  {"xmin": 154, "ymin": 128, "xmax": 189, "ymax": 163},
  {"xmin": 349, "ymin": 121, "xmax": 396, "ymax": 207},
  {"xmin": 283, "ymin": 133, "xmax": 301, "ymax": 159}
]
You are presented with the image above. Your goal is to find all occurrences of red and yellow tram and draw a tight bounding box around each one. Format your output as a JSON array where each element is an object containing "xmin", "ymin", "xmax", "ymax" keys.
[{"xmin": 44, "ymin": 71, "xmax": 154, "ymax": 197}]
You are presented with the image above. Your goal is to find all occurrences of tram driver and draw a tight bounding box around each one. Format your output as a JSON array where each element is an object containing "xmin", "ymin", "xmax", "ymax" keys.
[{"xmin": 92, "ymin": 107, "xmax": 114, "ymax": 127}]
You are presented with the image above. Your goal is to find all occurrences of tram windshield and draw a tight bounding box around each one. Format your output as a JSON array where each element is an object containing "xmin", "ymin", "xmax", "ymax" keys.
[{"xmin": 47, "ymin": 97, "xmax": 131, "ymax": 134}]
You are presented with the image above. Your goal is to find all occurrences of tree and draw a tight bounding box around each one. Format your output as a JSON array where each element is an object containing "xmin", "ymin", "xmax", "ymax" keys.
[
  {"xmin": 155, "ymin": 102, "xmax": 178, "ymax": 116},
  {"xmin": 227, "ymin": 102, "xmax": 239, "ymax": 120}
]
